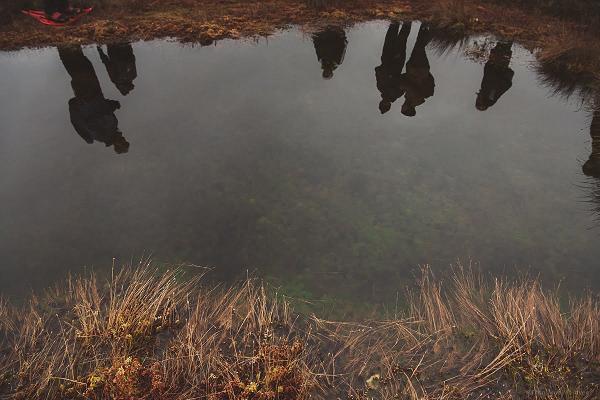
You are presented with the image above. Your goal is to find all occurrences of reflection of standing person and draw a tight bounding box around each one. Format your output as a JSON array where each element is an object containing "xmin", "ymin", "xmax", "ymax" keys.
[
  {"xmin": 375, "ymin": 21, "xmax": 411, "ymax": 114},
  {"xmin": 582, "ymin": 108, "xmax": 600, "ymax": 178},
  {"xmin": 400, "ymin": 24, "xmax": 435, "ymax": 117},
  {"xmin": 476, "ymin": 41, "xmax": 514, "ymax": 111},
  {"xmin": 59, "ymin": 46, "xmax": 129, "ymax": 154},
  {"xmin": 312, "ymin": 27, "xmax": 347, "ymax": 79},
  {"xmin": 97, "ymin": 44, "xmax": 137, "ymax": 96}
]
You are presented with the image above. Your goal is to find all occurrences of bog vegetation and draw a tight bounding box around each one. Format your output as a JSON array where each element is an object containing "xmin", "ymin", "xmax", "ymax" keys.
[{"xmin": 0, "ymin": 264, "xmax": 599, "ymax": 399}]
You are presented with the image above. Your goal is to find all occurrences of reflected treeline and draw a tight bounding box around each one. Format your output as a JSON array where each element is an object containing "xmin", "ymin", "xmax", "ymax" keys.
[
  {"xmin": 312, "ymin": 26, "xmax": 347, "ymax": 79},
  {"xmin": 58, "ymin": 43, "xmax": 137, "ymax": 154},
  {"xmin": 375, "ymin": 22, "xmax": 435, "ymax": 116}
]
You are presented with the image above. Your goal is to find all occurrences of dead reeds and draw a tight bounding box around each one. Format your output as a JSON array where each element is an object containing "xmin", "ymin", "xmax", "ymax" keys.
[
  {"xmin": 315, "ymin": 266, "xmax": 600, "ymax": 399},
  {"xmin": 0, "ymin": 264, "xmax": 598, "ymax": 399}
]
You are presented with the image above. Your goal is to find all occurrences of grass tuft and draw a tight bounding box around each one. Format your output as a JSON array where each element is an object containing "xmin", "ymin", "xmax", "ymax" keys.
[{"xmin": 0, "ymin": 264, "xmax": 599, "ymax": 399}]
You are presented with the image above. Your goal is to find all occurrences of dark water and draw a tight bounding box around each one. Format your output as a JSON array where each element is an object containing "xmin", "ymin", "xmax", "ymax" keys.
[{"xmin": 1, "ymin": 22, "xmax": 598, "ymax": 311}]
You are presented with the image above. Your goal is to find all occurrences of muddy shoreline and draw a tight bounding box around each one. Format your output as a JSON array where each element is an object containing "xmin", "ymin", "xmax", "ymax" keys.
[{"xmin": 0, "ymin": 0, "xmax": 595, "ymax": 53}]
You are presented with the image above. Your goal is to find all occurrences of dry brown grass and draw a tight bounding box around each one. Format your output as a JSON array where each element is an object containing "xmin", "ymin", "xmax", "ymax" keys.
[
  {"xmin": 0, "ymin": 263, "xmax": 321, "ymax": 400},
  {"xmin": 0, "ymin": 264, "xmax": 599, "ymax": 399},
  {"xmin": 315, "ymin": 266, "xmax": 600, "ymax": 399}
]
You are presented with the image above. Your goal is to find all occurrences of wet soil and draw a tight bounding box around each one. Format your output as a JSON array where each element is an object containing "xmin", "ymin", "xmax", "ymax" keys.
[{"xmin": 0, "ymin": 0, "xmax": 595, "ymax": 56}]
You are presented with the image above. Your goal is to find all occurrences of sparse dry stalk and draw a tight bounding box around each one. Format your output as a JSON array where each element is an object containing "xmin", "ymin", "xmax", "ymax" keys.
[{"xmin": 0, "ymin": 263, "xmax": 598, "ymax": 399}]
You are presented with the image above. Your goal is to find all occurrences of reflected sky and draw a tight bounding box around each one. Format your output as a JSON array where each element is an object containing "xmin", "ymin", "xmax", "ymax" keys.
[{"xmin": 0, "ymin": 22, "xmax": 597, "ymax": 307}]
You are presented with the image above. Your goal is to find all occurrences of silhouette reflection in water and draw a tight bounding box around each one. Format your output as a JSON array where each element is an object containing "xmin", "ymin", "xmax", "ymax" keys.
[
  {"xmin": 476, "ymin": 41, "xmax": 514, "ymax": 111},
  {"xmin": 582, "ymin": 108, "xmax": 600, "ymax": 178},
  {"xmin": 312, "ymin": 27, "xmax": 347, "ymax": 79},
  {"xmin": 59, "ymin": 46, "xmax": 129, "ymax": 154},
  {"xmin": 97, "ymin": 43, "xmax": 137, "ymax": 96},
  {"xmin": 375, "ymin": 23, "xmax": 435, "ymax": 116},
  {"xmin": 375, "ymin": 21, "xmax": 411, "ymax": 114},
  {"xmin": 399, "ymin": 24, "xmax": 435, "ymax": 117}
]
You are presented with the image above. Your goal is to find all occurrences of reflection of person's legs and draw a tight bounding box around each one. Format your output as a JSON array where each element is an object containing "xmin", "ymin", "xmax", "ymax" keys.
[
  {"xmin": 393, "ymin": 22, "xmax": 411, "ymax": 69},
  {"xmin": 381, "ymin": 22, "xmax": 400, "ymax": 64},
  {"xmin": 381, "ymin": 21, "xmax": 411, "ymax": 67},
  {"xmin": 397, "ymin": 22, "xmax": 411, "ymax": 51},
  {"xmin": 407, "ymin": 24, "xmax": 430, "ymax": 70},
  {"xmin": 58, "ymin": 46, "xmax": 103, "ymax": 101}
]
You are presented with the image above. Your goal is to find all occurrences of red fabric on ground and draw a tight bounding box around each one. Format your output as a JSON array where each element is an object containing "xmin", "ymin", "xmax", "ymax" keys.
[{"xmin": 21, "ymin": 7, "xmax": 93, "ymax": 26}]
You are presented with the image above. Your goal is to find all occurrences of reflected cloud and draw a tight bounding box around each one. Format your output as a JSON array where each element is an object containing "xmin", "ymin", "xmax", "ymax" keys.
[
  {"xmin": 312, "ymin": 26, "xmax": 347, "ymax": 79},
  {"xmin": 59, "ymin": 46, "xmax": 129, "ymax": 154}
]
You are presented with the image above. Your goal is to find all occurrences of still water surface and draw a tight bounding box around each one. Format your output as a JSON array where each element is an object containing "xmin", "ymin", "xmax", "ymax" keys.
[{"xmin": 1, "ymin": 22, "xmax": 598, "ymax": 310}]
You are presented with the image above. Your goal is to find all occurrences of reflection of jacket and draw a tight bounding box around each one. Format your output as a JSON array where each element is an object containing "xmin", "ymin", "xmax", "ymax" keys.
[
  {"xmin": 401, "ymin": 67, "xmax": 435, "ymax": 107},
  {"xmin": 98, "ymin": 44, "xmax": 137, "ymax": 95},
  {"xmin": 375, "ymin": 65, "xmax": 405, "ymax": 103},
  {"xmin": 58, "ymin": 46, "xmax": 123, "ymax": 147},
  {"xmin": 400, "ymin": 26, "xmax": 435, "ymax": 112},
  {"xmin": 375, "ymin": 22, "xmax": 411, "ymax": 103},
  {"xmin": 69, "ymin": 97, "xmax": 121, "ymax": 146},
  {"xmin": 313, "ymin": 28, "xmax": 347, "ymax": 72},
  {"xmin": 477, "ymin": 42, "xmax": 514, "ymax": 109}
]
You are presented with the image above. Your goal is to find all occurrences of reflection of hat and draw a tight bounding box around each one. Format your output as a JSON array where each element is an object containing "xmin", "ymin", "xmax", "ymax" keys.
[
  {"xmin": 113, "ymin": 134, "xmax": 130, "ymax": 154},
  {"xmin": 583, "ymin": 157, "xmax": 600, "ymax": 178},
  {"xmin": 116, "ymin": 81, "xmax": 135, "ymax": 96},
  {"xmin": 401, "ymin": 102, "xmax": 416, "ymax": 117},
  {"xmin": 379, "ymin": 99, "xmax": 391, "ymax": 114},
  {"xmin": 322, "ymin": 66, "xmax": 334, "ymax": 80},
  {"xmin": 475, "ymin": 92, "xmax": 492, "ymax": 111}
]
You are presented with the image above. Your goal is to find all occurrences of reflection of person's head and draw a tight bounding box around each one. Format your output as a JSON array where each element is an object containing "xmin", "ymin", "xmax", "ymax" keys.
[
  {"xmin": 322, "ymin": 64, "xmax": 334, "ymax": 79},
  {"xmin": 113, "ymin": 134, "xmax": 130, "ymax": 154},
  {"xmin": 401, "ymin": 102, "xmax": 416, "ymax": 117},
  {"xmin": 116, "ymin": 81, "xmax": 135, "ymax": 96},
  {"xmin": 379, "ymin": 99, "xmax": 391, "ymax": 114},
  {"xmin": 475, "ymin": 93, "xmax": 491, "ymax": 111}
]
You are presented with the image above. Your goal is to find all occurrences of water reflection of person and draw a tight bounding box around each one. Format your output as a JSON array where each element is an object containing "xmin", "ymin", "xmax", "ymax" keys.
[
  {"xmin": 582, "ymin": 108, "xmax": 600, "ymax": 178},
  {"xmin": 97, "ymin": 43, "xmax": 137, "ymax": 96},
  {"xmin": 312, "ymin": 27, "xmax": 347, "ymax": 79},
  {"xmin": 375, "ymin": 21, "xmax": 412, "ymax": 114},
  {"xmin": 59, "ymin": 46, "xmax": 129, "ymax": 154},
  {"xmin": 400, "ymin": 24, "xmax": 435, "ymax": 117},
  {"xmin": 476, "ymin": 41, "xmax": 514, "ymax": 111}
]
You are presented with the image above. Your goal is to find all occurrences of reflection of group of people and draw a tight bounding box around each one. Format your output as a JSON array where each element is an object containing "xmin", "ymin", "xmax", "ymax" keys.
[
  {"xmin": 58, "ymin": 24, "xmax": 600, "ymax": 180},
  {"xmin": 375, "ymin": 22, "xmax": 434, "ymax": 116},
  {"xmin": 310, "ymin": 21, "xmax": 516, "ymax": 116},
  {"xmin": 59, "ymin": 44, "xmax": 137, "ymax": 154}
]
